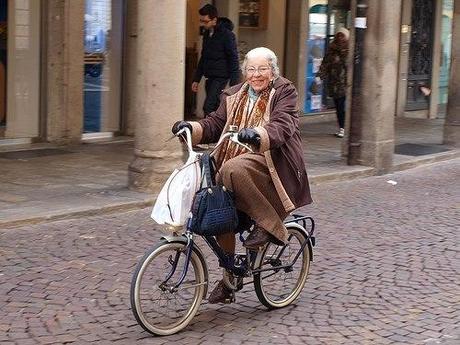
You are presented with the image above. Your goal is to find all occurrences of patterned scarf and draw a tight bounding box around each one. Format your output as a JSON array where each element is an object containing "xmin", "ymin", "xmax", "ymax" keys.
[{"xmin": 217, "ymin": 83, "xmax": 272, "ymax": 167}]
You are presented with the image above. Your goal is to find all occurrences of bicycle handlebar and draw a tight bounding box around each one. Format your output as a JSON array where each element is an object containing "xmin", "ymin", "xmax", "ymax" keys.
[{"xmin": 175, "ymin": 125, "xmax": 254, "ymax": 155}]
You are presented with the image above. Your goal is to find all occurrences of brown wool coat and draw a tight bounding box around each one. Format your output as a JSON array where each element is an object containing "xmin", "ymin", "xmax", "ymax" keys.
[{"xmin": 189, "ymin": 77, "xmax": 313, "ymax": 212}]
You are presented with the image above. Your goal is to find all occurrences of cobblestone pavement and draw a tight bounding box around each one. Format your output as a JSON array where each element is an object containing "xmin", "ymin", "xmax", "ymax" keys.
[{"xmin": 1, "ymin": 159, "xmax": 459, "ymax": 345}]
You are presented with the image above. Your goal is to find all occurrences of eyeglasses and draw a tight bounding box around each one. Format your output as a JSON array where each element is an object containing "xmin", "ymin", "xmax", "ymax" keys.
[{"xmin": 245, "ymin": 66, "xmax": 271, "ymax": 76}]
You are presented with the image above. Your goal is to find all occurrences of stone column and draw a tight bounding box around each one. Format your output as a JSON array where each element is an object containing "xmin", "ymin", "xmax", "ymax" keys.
[
  {"xmin": 45, "ymin": 0, "xmax": 84, "ymax": 144},
  {"xmin": 128, "ymin": 0, "xmax": 187, "ymax": 192},
  {"xmin": 122, "ymin": 0, "xmax": 138, "ymax": 136},
  {"xmin": 284, "ymin": 0, "xmax": 308, "ymax": 110},
  {"xmin": 443, "ymin": 0, "xmax": 460, "ymax": 147},
  {"xmin": 348, "ymin": 0, "xmax": 401, "ymax": 173}
]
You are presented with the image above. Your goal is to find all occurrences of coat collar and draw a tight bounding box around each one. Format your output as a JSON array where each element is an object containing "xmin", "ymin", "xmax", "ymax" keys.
[{"xmin": 272, "ymin": 76, "xmax": 291, "ymax": 89}]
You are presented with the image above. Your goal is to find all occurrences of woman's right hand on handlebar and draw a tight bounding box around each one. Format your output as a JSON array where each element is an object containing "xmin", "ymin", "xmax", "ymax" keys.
[{"xmin": 172, "ymin": 121, "xmax": 192, "ymax": 136}]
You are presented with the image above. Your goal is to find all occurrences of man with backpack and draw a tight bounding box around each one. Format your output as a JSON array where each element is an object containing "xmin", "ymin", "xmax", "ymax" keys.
[{"xmin": 192, "ymin": 4, "xmax": 240, "ymax": 117}]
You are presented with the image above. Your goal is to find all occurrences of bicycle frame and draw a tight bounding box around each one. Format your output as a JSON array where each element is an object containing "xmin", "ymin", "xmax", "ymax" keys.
[{"xmin": 159, "ymin": 213, "xmax": 315, "ymax": 291}]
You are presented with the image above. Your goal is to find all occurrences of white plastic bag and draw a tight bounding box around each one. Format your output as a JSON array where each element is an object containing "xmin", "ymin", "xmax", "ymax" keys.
[{"xmin": 151, "ymin": 128, "xmax": 201, "ymax": 227}]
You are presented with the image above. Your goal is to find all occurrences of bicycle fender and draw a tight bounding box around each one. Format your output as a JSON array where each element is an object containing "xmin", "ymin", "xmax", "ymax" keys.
[
  {"xmin": 160, "ymin": 234, "xmax": 209, "ymax": 297},
  {"xmin": 284, "ymin": 222, "xmax": 314, "ymax": 261}
]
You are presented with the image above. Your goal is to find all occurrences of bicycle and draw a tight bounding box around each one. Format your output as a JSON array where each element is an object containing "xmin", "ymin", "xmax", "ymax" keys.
[{"xmin": 130, "ymin": 126, "xmax": 316, "ymax": 336}]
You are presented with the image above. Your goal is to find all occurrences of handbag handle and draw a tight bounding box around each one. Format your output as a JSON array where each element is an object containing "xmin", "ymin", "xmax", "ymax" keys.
[{"xmin": 200, "ymin": 153, "xmax": 216, "ymax": 188}]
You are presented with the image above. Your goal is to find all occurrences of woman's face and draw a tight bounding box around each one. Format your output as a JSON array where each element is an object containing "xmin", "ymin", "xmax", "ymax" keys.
[{"xmin": 245, "ymin": 56, "xmax": 274, "ymax": 93}]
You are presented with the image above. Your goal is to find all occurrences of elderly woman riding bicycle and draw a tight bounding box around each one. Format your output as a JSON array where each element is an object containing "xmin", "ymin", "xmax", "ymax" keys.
[{"xmin": 172, "ymin": 47, "xmax": 312, "ymax": 304}]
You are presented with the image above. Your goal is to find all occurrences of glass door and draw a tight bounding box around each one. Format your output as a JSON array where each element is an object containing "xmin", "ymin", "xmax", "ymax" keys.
[
  {"xmin": 438, "ymin": 0, "xmax": 453, "ymax": 116},
  {"xmin": 83, "ymin": 0, "xmax": 123, "ymax": 134},
  {"xmin": 405, "ymin": 0, "xmax": 435, "ymax": 111},
  {"xmin": 305, "ymin": 0, "xmax": 350, "ymax": 114}
]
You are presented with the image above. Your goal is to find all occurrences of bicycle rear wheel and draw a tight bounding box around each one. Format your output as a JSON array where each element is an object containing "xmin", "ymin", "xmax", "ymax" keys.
[
  {"xmin": 253, "ymin": 225, "xmax": 311, "ymax": 309},
  {"xmin": 130, "ymin": 240, "xmax": 207, "ymax": 335}
]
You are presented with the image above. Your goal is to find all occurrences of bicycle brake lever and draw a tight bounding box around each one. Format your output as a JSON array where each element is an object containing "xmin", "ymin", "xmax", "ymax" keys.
[
  {"xmin": 165, "ymin": 134, "xmax": 176, "ymax": 142},
  {"xmin": 166, "ymin": 127, "xmax": 189, "ymax": 142},
  {"xmin": 230, "ymin": 135, "xmax": 254, "ymax": 153}
]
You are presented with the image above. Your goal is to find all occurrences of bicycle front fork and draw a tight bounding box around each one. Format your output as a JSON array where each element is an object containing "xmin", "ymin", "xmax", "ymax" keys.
[{"xmin": 160, "ymin": 232, "xmax": 195, "ymax": 292}]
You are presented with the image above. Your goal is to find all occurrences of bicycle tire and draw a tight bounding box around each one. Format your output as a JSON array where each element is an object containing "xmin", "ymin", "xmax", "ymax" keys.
[
  {"xmin": 253, "ymin": 225, "xmax": 311, "ymax": 309},
  {"xmin": 130, "ymin": 240, "xmax": 207, "ymax": 335}
]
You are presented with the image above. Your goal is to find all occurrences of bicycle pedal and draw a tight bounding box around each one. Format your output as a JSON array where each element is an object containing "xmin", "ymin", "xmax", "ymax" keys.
[{"xmin": 223, "ymin": 293, "xmax": 236, "ymax": 304}]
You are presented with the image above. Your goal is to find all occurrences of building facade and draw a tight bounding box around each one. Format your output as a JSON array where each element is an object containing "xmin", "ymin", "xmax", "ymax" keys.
[{"xmin": 1, "ymin": 0, "xmax": 459, "ymax": 189}]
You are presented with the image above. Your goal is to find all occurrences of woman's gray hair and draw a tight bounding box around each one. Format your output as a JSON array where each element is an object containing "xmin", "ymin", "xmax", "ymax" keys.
[{"xmin": 241, "ymin": 47, "xmax": 280, "ymax": 79}]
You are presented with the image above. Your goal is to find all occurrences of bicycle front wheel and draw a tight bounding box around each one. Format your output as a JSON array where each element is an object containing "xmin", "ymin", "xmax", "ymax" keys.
[
  {"xmin": 253, "ymin": 225, "xmax": 311, "ymax": 309},
  {"xmin": 130, "ymin": 240, "xmax": 207, "ymax": 336}
]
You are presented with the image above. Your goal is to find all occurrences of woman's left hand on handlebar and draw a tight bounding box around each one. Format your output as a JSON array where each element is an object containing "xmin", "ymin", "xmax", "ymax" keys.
[{"xmin": 238, "ymin": 128, "xmax": 260, "ymax": 148}]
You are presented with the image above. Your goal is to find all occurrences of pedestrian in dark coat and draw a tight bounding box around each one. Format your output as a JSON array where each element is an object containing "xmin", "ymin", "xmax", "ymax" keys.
[
  {"xmin": 317, "ymin": 27, "xmax": 349, "ymax": 138},
  {"xmin": 192, "ymin": 4, "xmax": 240, "ymax": 116},
  {"xmin": 173, "ymin": 47, "xmax": 312, "ymax": 304}
]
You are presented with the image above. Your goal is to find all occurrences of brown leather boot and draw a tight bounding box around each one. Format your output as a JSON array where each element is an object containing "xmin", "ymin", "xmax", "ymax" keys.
[
  {"xmin": 208, "ymin": 280, "xmax": 234, "ymax": 304},
  {"xmin": 243, "ymin": 226, "xmax": 276, "ymax": 250}
]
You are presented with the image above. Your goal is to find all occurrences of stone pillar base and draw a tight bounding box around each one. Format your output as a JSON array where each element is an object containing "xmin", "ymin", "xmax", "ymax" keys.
[
  {"xmin": 128, "ymin": 153, "xmax": 183, "ymax": 193},
  {"xmin": 443, "ymin": 124, "xmax": 460, "ymax": 148},
  {"xmin": 360, "ymin": 140, "xmax": 394, "ymax": 175}
]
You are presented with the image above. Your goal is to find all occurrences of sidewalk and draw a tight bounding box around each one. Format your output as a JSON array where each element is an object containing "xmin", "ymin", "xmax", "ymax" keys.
[{"xmin": 0, "ymin": 118, "xmax": 458, "ymax": 228}]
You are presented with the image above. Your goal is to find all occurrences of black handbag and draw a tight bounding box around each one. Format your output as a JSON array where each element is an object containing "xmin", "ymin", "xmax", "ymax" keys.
[{"xmin": 190, "ymin": 153, "xmax": 239, "ymax": 236}]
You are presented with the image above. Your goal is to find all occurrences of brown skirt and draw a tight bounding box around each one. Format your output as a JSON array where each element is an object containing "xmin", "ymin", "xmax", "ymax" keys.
[{"xmin": 216, "ymin": 153, "xmax": 289, "ymax": 245}]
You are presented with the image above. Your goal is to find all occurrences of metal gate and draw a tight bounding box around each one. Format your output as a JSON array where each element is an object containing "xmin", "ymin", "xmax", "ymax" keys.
[{"xmin": 406, "ymin": 0, "xmax": 435, "ymax": 111}]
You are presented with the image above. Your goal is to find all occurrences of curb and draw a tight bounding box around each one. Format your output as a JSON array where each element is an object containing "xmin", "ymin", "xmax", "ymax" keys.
[
  {"xmin": 393, "ymin": 149, "xmax": 460, "ymax": 172},
  {"xmin": 0, "ymin": 199, "xmax": 155, "ymax": 230},
  {"xmin": 309, "ymin": 167, "xmax": 375, "ymax": 185}
]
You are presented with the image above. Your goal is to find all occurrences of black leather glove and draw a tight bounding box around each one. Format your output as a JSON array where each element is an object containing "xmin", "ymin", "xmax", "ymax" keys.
[
  {"xmin": 238, "ymin": 128, "xmax": 260, "ymax": 148},
  {"xmin": 171, "ymin": 121, "xmax": 192, "ymax": 135}
]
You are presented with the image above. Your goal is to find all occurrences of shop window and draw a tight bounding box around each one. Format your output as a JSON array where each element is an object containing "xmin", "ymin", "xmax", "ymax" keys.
[
  {"xmin": 0, "ymin": 0, "xmax": 6, "ymax": 134},
  {"xmin": 83, "ymin": 0, "xmax": 122, "ymax": 134},
  {"xmin": 305, "ymin": 1, "xmax": 350, "ymax": 114},
  {"xmin": 439, "ymin": 0, "xmax": 453, "ymax": 113}
]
